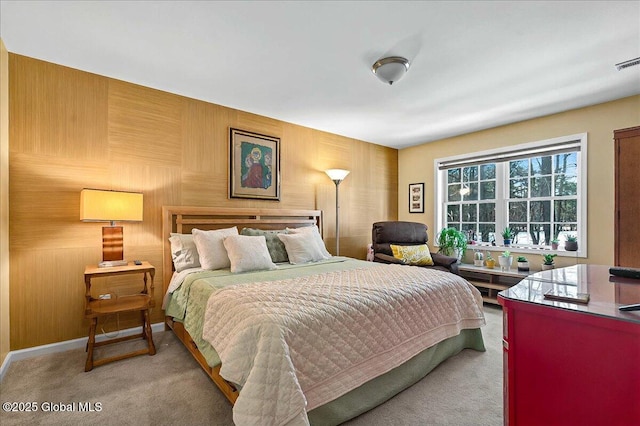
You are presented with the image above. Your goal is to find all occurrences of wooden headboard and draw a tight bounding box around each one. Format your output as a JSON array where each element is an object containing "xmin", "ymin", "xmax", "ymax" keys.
[{"xmin": 161, "ymin": 206, "xmax": 323, "ymax": 297}]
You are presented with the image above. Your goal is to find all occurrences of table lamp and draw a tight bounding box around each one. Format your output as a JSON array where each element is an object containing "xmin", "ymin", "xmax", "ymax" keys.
[{"xmin": 80, "ymin": 189, "xmax": 143, "ymax": 267}]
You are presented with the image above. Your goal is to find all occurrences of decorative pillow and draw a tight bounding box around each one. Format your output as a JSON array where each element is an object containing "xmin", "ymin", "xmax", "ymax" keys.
[
  {"xmin": 223, "ymin": 235, "xmax": 277, "ymax": 273},
  {"xmin": 286, "ymin": 225, "xmax": 332, "ymax": 258},
  {"xmin": 169, "ymin": 233, "xmax": 200, "ymax": 272},
  {"xmin": 390, "ymin": 244, "xmax": 435, "ymax": 266},
  {"xmin": 277, "ymin": 232, "xmax": 328, "ymax": 264},
  {"xmin": 240, "ymin": 228, "xmax": 289, "ymax": 263},
  {"xmin": 192, "ymin": 227, "xmax": 238, "ymax": 270}
]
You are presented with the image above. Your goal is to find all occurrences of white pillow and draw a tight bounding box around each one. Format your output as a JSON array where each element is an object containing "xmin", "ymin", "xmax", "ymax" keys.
[
  {"xmin": 223, "ymin": 235, "xmax": 277, "ymax": 273},
  {"xmin": 169, "ymin": 233, "xmax": 200, "ymax": 272},
  {"xmin": 192, "ymin": 227, "xmax": 238, "ymax": 270},
  {"xmin": 287, "ymin": 225, "xmax": 332, "ymax": 258},
  {"xmin": 277, "ymin": 232, "xmax": 328, "ymax": 264}
]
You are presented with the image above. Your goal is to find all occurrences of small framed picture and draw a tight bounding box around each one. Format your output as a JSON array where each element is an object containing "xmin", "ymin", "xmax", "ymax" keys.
[
  {"xmin": 229, "ymin": 128, "xmax": 280, "ymax": 200},
  {"xmin": 409, "ymin": 183, "xmax": 424, "ymax": 213}
]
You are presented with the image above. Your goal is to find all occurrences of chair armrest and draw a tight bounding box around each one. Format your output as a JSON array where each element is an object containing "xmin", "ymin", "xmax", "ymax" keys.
[
  {"xmin": 431, "ymin": 252, "xmax": 457, "ymax": 265},
  {"xmin": 374, "ymin": 253, "xmax": 405, "ymax": 265},
  {"xmin": 430, "ymin": 253, "xmax": 459, "ymax": 274}
]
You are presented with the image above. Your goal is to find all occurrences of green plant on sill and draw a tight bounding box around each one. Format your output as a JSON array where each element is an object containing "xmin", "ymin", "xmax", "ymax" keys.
[
  {"xmin": 437, "ymin": 227, "xmax": 467, "ymax": 258},
  {"xmin": 517, "ymin": 256, "xmax": 527, "ymax": 262},
  {"xmin": 542, "ymin": 253, "xmax": 557, "ymax": 265},
  {"xmin": 501, "ymin": 227, "xmax": 514, "ymax": 239},
  {"xmin": 485, "ymin": 253, "xmax": 494, "ymax": 261},
  {"xmin": 551, "ymin": 239, "xmax": 559, "ymax": 244},
  {"xmin": 501, "ymin": 250, "xmax": 511, "ymax": 258},
  {"xmin": 566, "ymin": 235, "xmax": 578, "ymax": 242}
]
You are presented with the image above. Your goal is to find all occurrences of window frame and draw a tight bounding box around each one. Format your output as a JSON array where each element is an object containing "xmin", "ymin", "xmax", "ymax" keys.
[{"xmin": 434, "ymin": 133, "xmax": 588, "ymax": 258}]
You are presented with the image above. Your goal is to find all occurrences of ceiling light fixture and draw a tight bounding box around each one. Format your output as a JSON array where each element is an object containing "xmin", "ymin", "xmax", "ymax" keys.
[
  {"xmin": 371, "ymin": 56, "xmax": 410, "ymax": 85},
  {"xmin": 615, "ymin": 57, "xmax": 640, "ymax": 71}
]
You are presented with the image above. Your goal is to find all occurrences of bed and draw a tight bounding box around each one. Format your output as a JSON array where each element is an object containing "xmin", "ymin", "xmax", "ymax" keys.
[{"xmin": 162, "ymin": 206, "xmax": 486, "ymax": 425}]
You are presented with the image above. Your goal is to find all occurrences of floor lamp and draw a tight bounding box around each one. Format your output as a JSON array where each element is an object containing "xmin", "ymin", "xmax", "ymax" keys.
[{"xmin": 325, "ymin": 169, "xmax": 350, "ymax": 256}]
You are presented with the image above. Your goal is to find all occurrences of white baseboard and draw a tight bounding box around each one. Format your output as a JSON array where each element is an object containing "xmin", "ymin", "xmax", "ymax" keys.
[{"xmin": 0, "ymin": 322, "xmax": 165, "ymax": 382}]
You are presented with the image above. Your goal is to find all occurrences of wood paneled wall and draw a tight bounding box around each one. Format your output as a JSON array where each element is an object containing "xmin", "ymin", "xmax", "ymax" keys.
[
  {"xmin": 1, "ymin": 40, "xmax": 10, "ymax": 365},
  {"xmin": 8, "ymin": 54, "xmax": 398, "ymax": 350}
]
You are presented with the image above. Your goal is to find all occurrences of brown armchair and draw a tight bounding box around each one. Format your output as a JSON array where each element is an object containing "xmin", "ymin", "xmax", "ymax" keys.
[{"xmin": 371, "ymin": 221, "xmax": 459, "ymax": 274}]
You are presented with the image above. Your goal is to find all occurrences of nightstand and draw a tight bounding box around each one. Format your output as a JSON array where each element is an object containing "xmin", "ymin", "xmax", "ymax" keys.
[{"xmin": 83, "ymin": 261, "xmax": 156, "ymax": 371}]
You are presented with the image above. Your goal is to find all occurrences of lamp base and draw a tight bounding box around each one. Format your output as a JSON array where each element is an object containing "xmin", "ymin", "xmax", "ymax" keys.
[{"xmin": 102, "ymin": 225, "xmax": 124, "ymax": 262}]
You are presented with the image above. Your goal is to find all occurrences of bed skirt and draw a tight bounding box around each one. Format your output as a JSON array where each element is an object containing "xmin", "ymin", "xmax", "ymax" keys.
[
  {"xmin": 307, "ymin": 328, "xmax": 485, "ymax": 425},
  {"xmin": 167, "ymin": 316, "xmax": 484, "ymax": 425}
]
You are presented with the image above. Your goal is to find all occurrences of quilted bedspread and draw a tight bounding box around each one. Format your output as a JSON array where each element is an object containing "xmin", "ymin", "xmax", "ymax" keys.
[{"xmin": 202, "ymin": 263, "xmax": 485, "ymax": 426}]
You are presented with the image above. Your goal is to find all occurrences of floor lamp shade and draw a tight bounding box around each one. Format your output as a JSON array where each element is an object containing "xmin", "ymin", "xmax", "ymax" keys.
[
  {"xmin": 80, "ymin": 189, "xmax": 143, "ymax": 263},
  {"xmin": 325, "ymin": 169, "xmax": 350, "ymax": 182}
]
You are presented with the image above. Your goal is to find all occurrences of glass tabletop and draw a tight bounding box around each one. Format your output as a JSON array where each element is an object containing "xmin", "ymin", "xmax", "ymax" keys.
[{"xmin": 499, "ymin": 264, "xmax": 640, "ymax": 324}]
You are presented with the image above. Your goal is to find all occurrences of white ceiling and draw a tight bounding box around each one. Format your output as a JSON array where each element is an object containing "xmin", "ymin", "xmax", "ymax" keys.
[{"xmin": 1, "ymin": 1, "xmax": 639, "ymax": 149}]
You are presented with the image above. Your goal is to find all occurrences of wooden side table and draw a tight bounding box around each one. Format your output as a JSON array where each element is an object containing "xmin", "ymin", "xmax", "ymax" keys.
[
  {"xmin": 84, "ymin": 261, "xmax": 156, "ymax": 371},
  {"xmin": 458, "ymin": 263, "xmax": 533, "ymax": 305}
]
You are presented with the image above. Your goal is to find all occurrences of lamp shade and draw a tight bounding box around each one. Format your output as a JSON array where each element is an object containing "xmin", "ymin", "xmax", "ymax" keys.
[
  {"xmin": 325, "ymin": 169, "xmax": 350, "ymax": 182},
  {"xmin": 80, "ymin": 189, "xmax": 143, "ymax": 222}
]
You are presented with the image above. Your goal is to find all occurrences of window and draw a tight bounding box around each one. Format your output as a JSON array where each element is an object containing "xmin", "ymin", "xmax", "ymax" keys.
[
  {"xmin": 435, "ymin": 133, "xmax": 587, "ymax": 256},
  {"xmin": 445, "ymin": 164, "xmax": 496, "ymax": 242}
]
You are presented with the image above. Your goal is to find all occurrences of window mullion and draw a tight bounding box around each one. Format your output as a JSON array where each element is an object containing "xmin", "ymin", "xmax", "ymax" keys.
[{"xmin": 495, "ymin": 162, "xmax": 507, "ymax": 241}]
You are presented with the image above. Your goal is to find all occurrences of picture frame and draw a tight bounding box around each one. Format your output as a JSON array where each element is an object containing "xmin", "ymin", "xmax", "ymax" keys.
[
  {"xmin": 409, "ymin": 183, "xmax": 424, "ymax": 213},
  {"xmin": 229, "ymin": 128, "xmax": 280, "ymax": 201}
]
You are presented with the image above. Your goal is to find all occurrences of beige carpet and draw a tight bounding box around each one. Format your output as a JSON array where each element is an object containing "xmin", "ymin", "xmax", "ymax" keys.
[{"xmin": 0, "ymin": 306, "xmax": 503, "ymax": 426}]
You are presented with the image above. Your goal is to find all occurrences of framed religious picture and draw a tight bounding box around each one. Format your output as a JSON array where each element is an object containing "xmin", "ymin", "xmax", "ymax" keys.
[
  {"xmin": 229, "ymin": 128, "xmax": 280, "ymax": 200},
  {"xmin": 409, "ymin": 182, "xmax": 424, "ymax": 213}
]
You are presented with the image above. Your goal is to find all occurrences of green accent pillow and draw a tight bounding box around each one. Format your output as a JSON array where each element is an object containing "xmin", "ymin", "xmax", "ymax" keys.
[
  {"xmin": 390, "ymin": 244, "xmax": 435, "ymax": 266},
  {"xmin": 240, "ymin": 228, "xmax": 289, "ymax": 263}
]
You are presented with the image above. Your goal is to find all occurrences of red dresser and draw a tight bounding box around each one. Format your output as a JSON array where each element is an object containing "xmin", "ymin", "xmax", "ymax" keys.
[{"xmin": 498, "ymin": 265, "xmax": 640, "ymax": 426}]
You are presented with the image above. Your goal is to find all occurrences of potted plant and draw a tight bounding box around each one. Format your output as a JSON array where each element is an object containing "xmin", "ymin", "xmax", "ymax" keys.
[
  {"xmin": 542, "ymin": 253, "xmax": 557, "ymax": 270},
  {"xmin": 517, "ymin": 256, "xmax": 529, "ymax": 272},
  {"xmin": 437, "ymin": 227, "xmax": 467, "ymax": 262},
  {"xmin": 551, "ymin": 238, "xmax": 559, "ymax": 250},
  {"xmin": 473, "ymin": 250, "xmax": 484, "ymax": 267},
  {"xmin": 501, "ymin": 227, "xmax": 514, "ymax": 247},
  {"xmin": 565, "ymin": 235, "xmax": 578, "ymax": 251},
  {"xmin": 498, "ymin": 250, "xmax": 513, "ymax": 271},
  {"xmin": 485, "ymin": 253, "xmax": 496, "ymax": 269}
]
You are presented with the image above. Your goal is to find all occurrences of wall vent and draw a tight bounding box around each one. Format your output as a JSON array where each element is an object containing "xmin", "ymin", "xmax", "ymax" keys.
[{"xmin": 615, "ymin": 57, "xmax": 640, "ymax": 71}]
